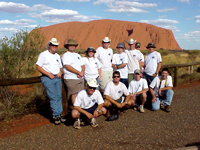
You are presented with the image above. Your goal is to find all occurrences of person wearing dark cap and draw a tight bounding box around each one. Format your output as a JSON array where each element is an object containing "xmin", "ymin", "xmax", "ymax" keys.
[
  {"xmin": 112, "ymin": 42, "xmax": 128, "ymax": 87},
  {"xmin": 36, "ymin": 38, "xmax": 66, "ymax": 125},
  {"xmin": 82, "ymin": 47, "xmax": 102, "ymax": 87},
  {"xmin": 62, "ymin": 39, "xmax": 85, "ymax": 105},
  {"xmin": 143, "ymin": 43, "xmax": 162, "ymax": 85},
  {"xmin": 128, "ymin": 69, "xmax": 148, "ymax": 113}
]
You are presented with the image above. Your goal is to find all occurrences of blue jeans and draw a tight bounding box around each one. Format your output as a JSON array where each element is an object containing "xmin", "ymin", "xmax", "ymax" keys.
[
  {"xmin": 120, "ymin": 78, "xmax": 128, "ymax": 88},
  {"xmin": 152, "ymin": 89, "xmax": 174, "ymax": 111},
  {"xmin": 41, "ymin": 76, "xmax": 63, "ymax": 118},
  {"xmin": 143, "ymin": 72, "xmax": 155, "ymax": 86}
]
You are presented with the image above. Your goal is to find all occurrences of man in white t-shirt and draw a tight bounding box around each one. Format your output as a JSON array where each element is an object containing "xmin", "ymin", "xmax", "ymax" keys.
[
  {"xmin": 112, "ymin": 43, "xmax": 128, "ymax": 87},
  {"xmin": 125, "ymin": 39, "xmax": 143, "ymax": 84},
  {"xmin": 135, "ymin": 42, "xmax": 144, "ymax": 71},
  {"xmin": 104, "ymin": 71, "xmax": 134, "ymax": 121},
  {"xmin": 72, "ymin": 78, "xmax": 106, "ymax": 129},
  {"xmin": 95, "ymin": 37, "xmax": 113, "ymax": 93},
  {"xmin": 36, "ymin": 38, "xmax": 66, "ymax": 125},
  {"xmin": 143, "ymin": 43, "xmax": 162, "ymax": 85},
  {"xmin": 149, "ymin": 68, "xmax": 174, "ymax": 112},
  {"xmin": 62, "ymin": 39, "xmax": 85, "ymax": 105},
  {"xmin": 128, "ymin": 69, "xmax": 148, "ymax": 113}
]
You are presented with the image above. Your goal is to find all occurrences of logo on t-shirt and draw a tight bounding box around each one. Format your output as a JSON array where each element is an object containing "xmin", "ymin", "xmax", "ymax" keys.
[
  {"xmin": 108, "ymin": 53, "xmax": 111, "ymax": 56},
  {"xmin": 133, "ymin": 55, "xmax": 136, "ymax": 57},
  {"xmin": 77, "ymin": 57, "xmax": 80, "ymax": 59},
  {"xmin": 152, "ymin": 56, "xmax": 155, "ymax": 59},
  {"xmin": 120, "ymin": 59, "xmax": 123, "ymax": 62},
  {"xmin": 56, "ymin": 59, "xmax": 59, "ymax": 62},
  {"xmin": 92, "ymin": 99, "xmax": 95, "ymax": 103},
  {"xmin": 118, "ymin": 91, "xmax": 121, "ymax": 94}
]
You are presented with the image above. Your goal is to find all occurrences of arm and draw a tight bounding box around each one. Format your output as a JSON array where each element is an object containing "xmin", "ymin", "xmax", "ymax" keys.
[
  {"xmin": 124, "ymin": 94, "xmax": 131, "ymax": 103},
  {"xmin": 93, "ymin": 103, "xmax": 104, "ymax": 117},
  {"xmin": 135, "ymin": 88, "xmax": 148, "ymax": 96},
  {"xmin": 36, "ymin": 65, "xmax": 55, "ymax": 79},
  {"xmin": 149, "ymin": 88, "xmax": 157, "ymax": 103},
  {"xmin": 64, "ymin": 65, "xmax": 84, "ymax": 77},
  {"xmin": 104, "ymin": 95, "xmax": 125, "ymax": 108},
  {"xmin": 98, "ymin": 68, "xmax": 101, "ymax": 81},
  {"xmin": 158, "ymin": 86, "xmax": 172, "ymax": 96},
  {"xmin": 74, "ymin": 106, "xmax": 93, "ymax": 119},
  {"xmin": 117, "ymin": 63, "xmax": 127, "ymax": 69},
  {"xmin": 153, "ymin": 62, "xmax": 162, "ymax": 77}
]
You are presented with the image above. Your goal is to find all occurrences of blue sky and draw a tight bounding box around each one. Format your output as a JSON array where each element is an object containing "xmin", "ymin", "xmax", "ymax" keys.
[{"xmin": 0, "ymin": 0, "xmax": 199, "ymax": 50}]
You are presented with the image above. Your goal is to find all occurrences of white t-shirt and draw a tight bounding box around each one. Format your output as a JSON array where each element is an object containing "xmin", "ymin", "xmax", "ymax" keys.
[
  {"xmin": 82, "ymin": 57, "xmax": 101, "ymax": 82},
  {"xmin": 104, "ymin": 81, "xmax": 129, "ymax": 100},
  {"xmin": 128, "ymin": 78, "xmax": 148, "ymax": 94},
  {"xmin": 36, "ymin": 50, "xmax": 62, "ymax": 75},
  {"xmin": 144, "ymin": 51, "xmax": 162, "ymax": 76},
  {"xmin": 150, "ymin": 76, "xmax": 173, "ymax": 96},
  {"xmin": 112, "ymin": 52, "xmax": 128, "ymax": 79},
  {"xmin": 74, "ymin": 89, "xmax": 104, "ymax": 109},
  {"xmin": 95, "ymin": 47, "xmax": 113, "ymax": 71},
  {"xmin": 124, "ymin": 49, "xmax": 142, "ymax": 73},
  {"xmin": 62, "ymin": 51, "xmax": 83, "ymax": 79}
]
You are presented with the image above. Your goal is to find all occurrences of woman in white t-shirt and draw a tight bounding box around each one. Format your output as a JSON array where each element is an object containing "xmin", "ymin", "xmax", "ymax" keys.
[{"xmin": 82, "ymin": 47, "xmax": 101, "ymax": 86}]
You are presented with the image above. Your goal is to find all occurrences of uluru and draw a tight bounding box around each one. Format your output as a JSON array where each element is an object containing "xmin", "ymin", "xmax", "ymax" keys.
[{"xmin": 37, "ymin": 19, "xmax": 181, "ymax": 50}]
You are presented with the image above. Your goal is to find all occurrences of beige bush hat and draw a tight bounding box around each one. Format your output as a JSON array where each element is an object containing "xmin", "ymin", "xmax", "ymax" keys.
[
  {"xmin": 134, "ymin": 69, "xmax": 141, "ymax": 74},
  {"xmin": 64, "ymin": 39, "xmax": 78, "ymax": 48},
  {"xmin": 127, "ymin": 38, "xmax": 137, "ymax": 45},
  {"xmin": 49, "ymin": 38, "xmax": 60, "ymax": 45},
  {"xmin": 87, "ymin": 78, "xmax": 99, "ymax": 88},
  {"xmin": 102, "ymin": 37, "xmax": 111, "ymax": 43}
]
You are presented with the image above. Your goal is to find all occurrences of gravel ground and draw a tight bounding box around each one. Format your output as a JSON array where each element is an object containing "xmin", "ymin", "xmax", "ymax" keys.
[{"xmin": 0, "ymin": 85, "xmax": 200, "ymax": 150}]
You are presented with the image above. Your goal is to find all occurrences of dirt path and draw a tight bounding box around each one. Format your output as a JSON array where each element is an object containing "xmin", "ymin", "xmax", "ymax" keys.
[{"xmin": 0, "ymin": 82, "xmax": 200, "ymax": 150}]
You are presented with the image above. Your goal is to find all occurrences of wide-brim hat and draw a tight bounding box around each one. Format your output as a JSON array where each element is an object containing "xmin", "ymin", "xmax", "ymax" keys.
[
  {"xmin": 87, "ymin": 78, "xmax": 99, "ymax": 88},
  {"xmin": 49, "ymin": 38, "xmax": 60, "ymax": 45},
  {"xmin": 86, "ymin": 47, "xmax": 96, "ymax": 53},
  {"xmin": 127, "ymin": 38, "xmax": 136, "ymax": 45},
  {"xmin": 102, "ymin": 37, "xmax": 111, "ymax": 43},
  {"xmin": 146, "ymin": 42, "xmax": 156, "ymax": 48},
  {"xmin": 64, "ymin": 39, "xmax": 78, "ymax": 48},
  {"xmin": 116, "ymin": 43, "xmax": 125, "ymax": 49},
  {"xmin": 134, "ymin": 69, "xmax": 141, "ymax": 74}
]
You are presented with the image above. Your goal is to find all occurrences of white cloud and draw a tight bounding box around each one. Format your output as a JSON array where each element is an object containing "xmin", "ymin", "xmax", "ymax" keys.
[
  {"xmin": 0, "ymin": 19, "xmax": 36, "ymax": 25},
  {"xmin": 0, "ymin": 27, "xmax": 18, "ymax": 32},
  {"xmin": 159, "ymin": 15, "xmax": 167, "ymax": 18},
  {"xmin": 196, "ymin": 20, "xmax": 200, "ymax": 23},
  {"xmin": 33, "ymin": 4, "xmax": 53, "ymax": 11},
  {"xmin": 140, "ymin": 19, "xmax": 179, "ymax": 26},
  {"xmin": 105, "ymin": 7, "xmax": 148, "ymax": 13},
  {"xmin": 23, "ymin": 25, "xmax": 39, "ymax": 28},
  {"xmin": 0, "ymin": 2, "xmax": 31, "ymax": 13},
  {"xmin": 177, "ymin": 0, "xmax": 190, "ymax": 3},
  {"xmin": 41, "ymin": 9, "xmax": 78, "ymax": 18},
  {"xmin": 194, "ymin": 15, "xmax": 200, "ymax": 19},
  {"xmin": 93, "ymin": 0, "xmax": 115, "ymax": 5},
  {"xmin": 157, "ymin": 8, "xmax": 176, "ymax": 12},
  {"xmin": 114, "ymin": 1, "xmax": 157, "ymax": 8},
  {"xmin": 178, "ymin": 30, "xmax": 200, "ymax": 40},
  {"xmin": 56, "ymin": 0, "xmax": 90, "ymax": 2},
  {"xmin": 163, "ymin": 25, "xmax": 180, "ymax": 32}
]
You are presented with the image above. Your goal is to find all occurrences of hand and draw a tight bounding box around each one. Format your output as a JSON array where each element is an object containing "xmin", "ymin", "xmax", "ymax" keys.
[
  {"xmin": 48, "ymin": 73, "xmax": 55, "ymax": 79},
  {"xmin": 93, "ymin": 110, "xmax": 99, "ymax": 118},
  {"xmin": 153, "ymin": 73, "xmax": 157, "ymax": 77},
  {"xmin": 86, "ymin": 112, "xmax": 94, "ymax": 119},
  {"xmin": 98, "ymin": 76, "xmax": 101, "ymax": 81},
  {"xmin": 56, "ymin": 72, "xmax": 62, "ymax": 78},
  {"xmin": 78, "ymin": 71, "xmax": 84, "ymax": 77},
  {"xmin": 130, "ymin": 94, "xmax": 136, "ymax": 100},
  {"xmin": 158, "ymin": 89, "xmax": 162, "ymax": 97},
  {"xmin": 116, "ymin": 103, "xmax": 124, "ymax": 108},
  {"xmin": 113, "ymin": 65, "xmax": 117, "ymax": 69},
  {"xmin": 152, "ymin": 97, "xmax": 157, "ymax": 103}
]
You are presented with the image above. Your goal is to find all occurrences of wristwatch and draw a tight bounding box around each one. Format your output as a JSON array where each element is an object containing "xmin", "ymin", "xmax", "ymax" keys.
[
  {"xmin": 96, "ymin": 109, "xmax": 100, "ymax": 112},
  {"xmin": 125, "ymin": 101, "xmax": 128, "ymax": 104}
]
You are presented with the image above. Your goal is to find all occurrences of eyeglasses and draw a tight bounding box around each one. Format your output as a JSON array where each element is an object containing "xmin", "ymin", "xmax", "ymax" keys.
[
  {"xmin": 88, "ymin": 86, "xmax": 96, "ymax": 90},
  {"xmin": 113, "ymin": 75, "xmax": 120, "ymax": 78}
]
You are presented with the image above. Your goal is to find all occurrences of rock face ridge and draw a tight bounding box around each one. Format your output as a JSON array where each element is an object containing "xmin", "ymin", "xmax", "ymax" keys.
[{"xmin": 38, "ymin": 19, "xmax": 181, "ymax": 50}]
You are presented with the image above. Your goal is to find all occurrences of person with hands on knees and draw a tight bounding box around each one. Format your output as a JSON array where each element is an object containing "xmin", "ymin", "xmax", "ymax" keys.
[
  {"xmin": 149, "ymin": 68, "xmax": 174, "ymax": 112},
  {"xmin": 36, "ymin": 38, "xmax": 66, "ymax": 125},
  {"xmin": 72, "ymin": 78, "xmax": 107, "ymax": 129},
  {"xmin": 62, "ymin": 39, "xmax": 85, "ymax": 106},
  {"xmin": 104, "ymin": 71, "xmax": 134, "ymax": 121},
  {"xmin": 128, "ymin": 69, "xmax": 148, "ymax": 113}
]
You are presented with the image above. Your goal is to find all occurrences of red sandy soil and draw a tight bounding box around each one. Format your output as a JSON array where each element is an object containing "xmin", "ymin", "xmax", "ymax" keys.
[
  {"xmin": 35, "ymin": 19, "xmax": 181, "ymax": 50},
  {"xmin": 0, "ymin": 81, "xmax": 199, "ymax": 139}
]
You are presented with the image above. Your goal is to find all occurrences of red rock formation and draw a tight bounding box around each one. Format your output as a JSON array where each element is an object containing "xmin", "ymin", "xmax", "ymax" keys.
[{"xmin": 37, "ymin": 19, "xmax": 181, "ymax": 50}]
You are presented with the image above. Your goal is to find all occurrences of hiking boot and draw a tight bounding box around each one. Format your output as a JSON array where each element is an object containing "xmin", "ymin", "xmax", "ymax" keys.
[
  {"xmin": 54, "ymin": 115, "xmax": 61, "ymax": 125},
  {"xmin": 160, "ymin": 104, "xmax": 165, "ymax": 110},
  {"xmin": 106, "ymin": 114, "xmax": 118, "ymax": 121},
  {"xmin": 140, "ymin": 106, "xmax": 145, "ymax": 113},
  {"xmin": 91, "ymin": 118, "xmax": 98, "ymax": 128},
  {"xmin": 74, "ymin": 119, "xmax": 81, "ymax": 129},
  {"xmin": 60, "ymin": 115, "xmax": 66, "ymax": 123},
  {"xmin": 165, "ymin": 105, "xmax": 170, "ymax": 112}
]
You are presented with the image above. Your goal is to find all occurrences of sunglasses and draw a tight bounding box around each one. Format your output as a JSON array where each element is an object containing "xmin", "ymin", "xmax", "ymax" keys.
[
  {"xmin": 88, "ymin": 86, "xmax": 96, "ymax": 90},
  {"xmin": 113, "ymin": 75, "xmax": 120, "ymax": 78},
  {"xmin": 50, "ymin": 44, "xmax": 58, "ymax": 47}
]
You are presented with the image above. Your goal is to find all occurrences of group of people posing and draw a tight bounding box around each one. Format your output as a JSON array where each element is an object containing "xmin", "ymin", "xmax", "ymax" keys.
[{"xmin": 36, "ymin": 37, "xmax": 174, "ymax": 129}]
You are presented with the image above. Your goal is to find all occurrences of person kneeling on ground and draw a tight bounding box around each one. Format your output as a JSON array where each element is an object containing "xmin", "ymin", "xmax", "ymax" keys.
[
  {"xmin": 104, "ymin": 71, "xmax": 134, "ymax": 121},
  {"xmin": 128, "ymin": 69, "xmax": 148, "ymax": 113},
  {"xmin": 72, "ymin": 78, "xmax": 107, "ymax": 129},
  {"xmin": 149, "ymin": 68, "xmax": 174, "ymax": 112}
]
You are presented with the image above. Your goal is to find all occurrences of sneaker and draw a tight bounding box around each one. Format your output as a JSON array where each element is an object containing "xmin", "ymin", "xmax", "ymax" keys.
[
  {"xmin": 165, "ymin": 105, "xmax": 170, "ymax": 112},
  {"xmin": 60, "ymin": 115, "xmax": 66, "ymax": 123},
  {"xmin": 91, "ymin": 118, "xmax": 98, "ymax": 127},
  {"xmin": 140, "ymin": 106, "xmax": 145, "ymax": 113},
  {"xmin": 74, "ymin": 119, "xmax": 81, "ymax": 129},
  {"xmin": 54, "ymin": 115, "xmax": 61, "ymax": 125}
]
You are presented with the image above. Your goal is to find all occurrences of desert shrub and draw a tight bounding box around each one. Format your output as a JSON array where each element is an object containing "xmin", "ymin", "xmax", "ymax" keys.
[{"xmin": 178, "ymin": 72, "xmax": 200, "ymax": 85}]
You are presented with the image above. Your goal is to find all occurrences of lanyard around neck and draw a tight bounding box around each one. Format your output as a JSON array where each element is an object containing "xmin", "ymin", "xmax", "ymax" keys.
[{"xmin": 159, "ymin": 77, "xmax": 167, "ymax": 89}]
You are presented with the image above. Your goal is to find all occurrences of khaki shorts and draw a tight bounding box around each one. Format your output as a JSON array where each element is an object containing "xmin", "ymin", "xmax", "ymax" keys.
[
  {"xmin": 64, "ymin": 78, "xmax": 84, "ymax": 95},
  {"xmin": 100, "ymin": 71, "xmax": 113, "ymax": 90}
]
